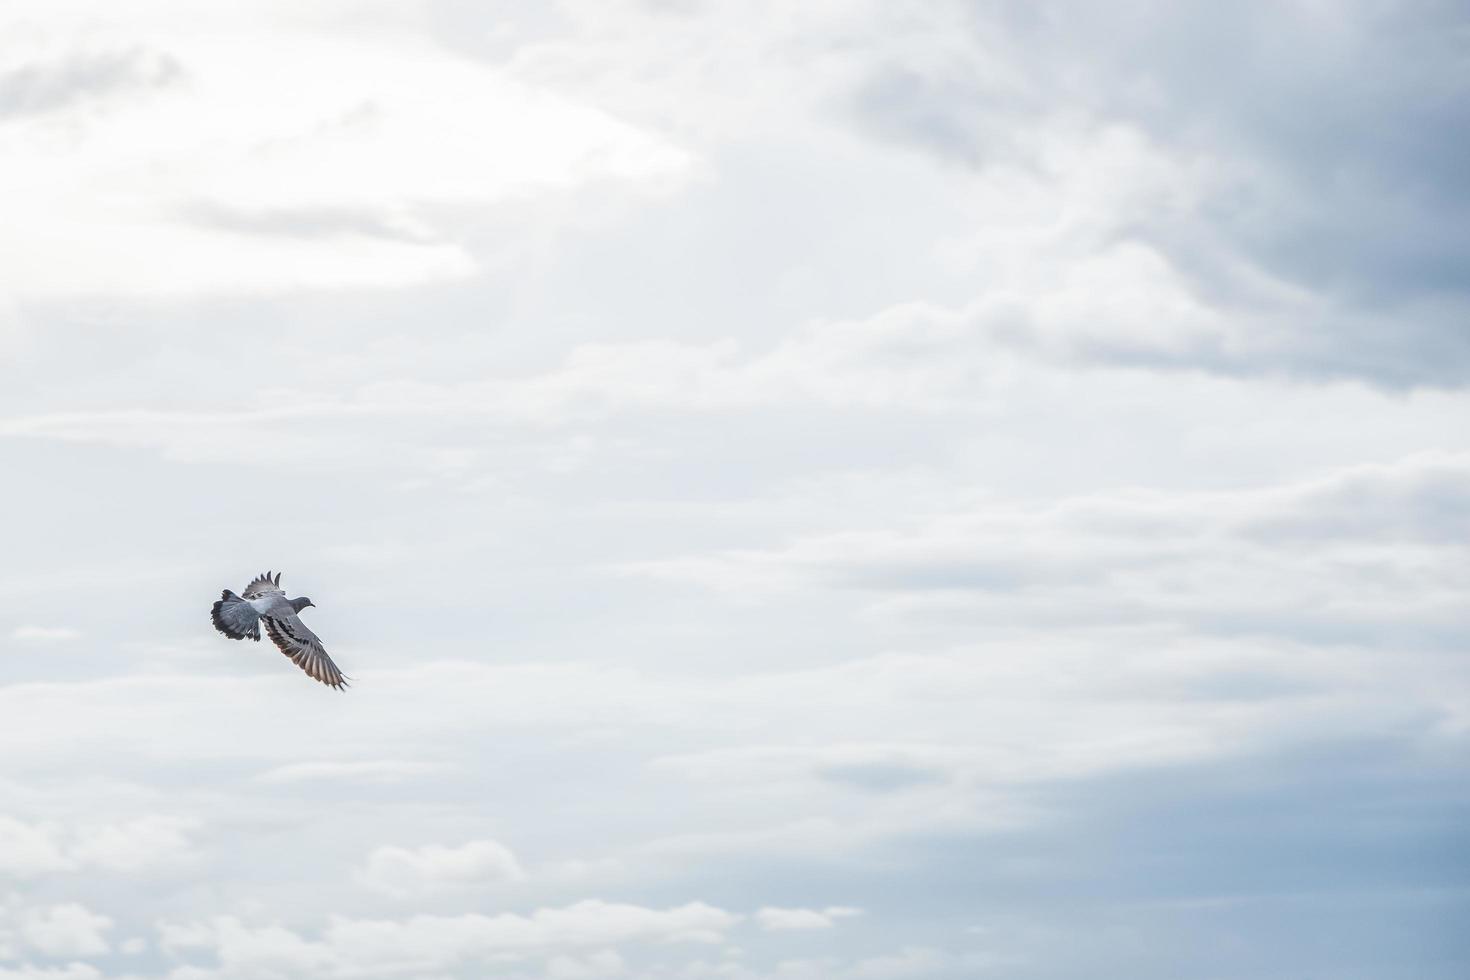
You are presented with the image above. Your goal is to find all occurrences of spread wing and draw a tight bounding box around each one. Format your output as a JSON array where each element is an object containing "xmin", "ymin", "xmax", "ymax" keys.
[
  {"xmin": 243, "ymin": 571, "xmax": 285, "ymax": 599},
  {"xmin": 263, "ymin": 611, "xmax": 349, "ymax": 690}
]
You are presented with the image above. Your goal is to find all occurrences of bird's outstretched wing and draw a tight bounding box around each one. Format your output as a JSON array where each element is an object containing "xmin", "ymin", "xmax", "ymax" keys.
[
  {"xmin": 243, "ymin": 571, "xmax": 285, "ymax": 599},
  {"xmin": 262, "ymin": 611, "xmax": 349, "ymax": 690}
]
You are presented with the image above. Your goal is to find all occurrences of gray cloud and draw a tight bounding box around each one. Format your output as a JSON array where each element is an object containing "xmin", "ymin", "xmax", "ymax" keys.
[
  {"xmin": 0, "ymin": 48, "xmax": 179, "ymax": 118},
  {"xmin": 177, "ymin": 201, "xmax": 437, "ymax": 244},
  {"xmin": 0, "ymin": 2, "xmax": 1465, "ymax": 978},
  {"xmin": 842, "ymin": 0, "xmax": 1470, "ymax": 387},
  {"xmin": 630, "ymin": 454, "xmax": 1470, "ymax": 649},
  {"xmin": 815, "ymin": 761, "xmax": 947, "ymax": 793}
]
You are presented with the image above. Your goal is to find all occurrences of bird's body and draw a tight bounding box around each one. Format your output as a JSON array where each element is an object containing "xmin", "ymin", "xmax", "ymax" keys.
[
  {"xmin": 211, "ymin": 571, "xmax": 349, "ymax": 690},
  {"xmin": 247, "ymin": 592, "xmax": 301, "ymax": 619}
]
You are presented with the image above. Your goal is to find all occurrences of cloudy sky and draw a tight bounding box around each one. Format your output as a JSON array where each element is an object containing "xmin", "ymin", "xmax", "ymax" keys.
[{"xmin": 1, "ymin": 1, "xmax": 1467, "ymax": 978}]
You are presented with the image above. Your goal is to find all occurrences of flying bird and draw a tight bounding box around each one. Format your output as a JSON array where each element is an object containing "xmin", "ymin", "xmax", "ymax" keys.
[{"xmin": 211, "ymin": 571, "xmax": 349, "ymax": 690}]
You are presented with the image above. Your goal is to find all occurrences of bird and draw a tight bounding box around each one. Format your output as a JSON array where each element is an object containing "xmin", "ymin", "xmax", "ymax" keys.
[{"xmin": 211, "ymin": 571, "xmax": 349, "ymax": 690}]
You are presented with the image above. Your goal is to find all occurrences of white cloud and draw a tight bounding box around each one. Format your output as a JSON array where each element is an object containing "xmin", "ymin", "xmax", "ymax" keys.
[
  {"xmin": 0, "ymin": 966, "xmax": 101, "ymax": 980},
  {"xmin": 160, "ymin": 901, "xmax": 739, "ymax": 977},
  {"xmin": 0, "ymin": 901, "xmax": 112, "ymax": 959},
  {"xmin": 66, "ymin": 815, "xmax": 198, "ymax": 873},
  {"xmin": 7, "ymin": 627, "xmax": 80, "ymax": 643},
  {"xmin": 2, "ymin": 289, "xmax": 1463, "ymax": 484},
  {"xmin": 0, "ymin": 819, "xmax": 69, "ymax": 878},
  {"xmin": 0, "ymin": 586, "xmax": 1463, "ymax": 875},
  {"xmin": 669, "ymin": 943, "xmax": 997, "ymax": 980},
  {"xmin": 329, "ymin": 900, "xmax": 738, "ymax": 969},
  {"xmin": 0, "ymin": 815, "xmax": 197, "ymax": 878},
  {"xmin": 623, "ymin": 453, "xmax": 1470, "ymax": 650},
  {"xmin": 359, "ymin": 839, "xmax": 526, "ymax": 896},
  {"xmin": 848, "ymin": 946, "xmax": 972, "ymax": 979},
  {"xmin": 158, "ymin": 917, "xmax": 333, "ymax": 978},
  {"xmin": 256, "ymin": 760, "xmax": 453, "ymax": 784},
  {"xmin": 0, "ymin": 3, "xmax": 691, "ymax": 300},
  {"xmin": 0, "ymin": 2, "xmax": 1464, "ymax": 978},
  {"xmin": 545, "ymin": 949, "xmax": 627, "ymax": 979},
  {"xmin": 755, "ymin": 907, "xmax": 862, "ymax": 931}
]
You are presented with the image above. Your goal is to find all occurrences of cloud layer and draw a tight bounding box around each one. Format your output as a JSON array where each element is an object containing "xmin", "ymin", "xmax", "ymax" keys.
[{"xmin": 0, "ymin": 1, "xmax": 1466, "ymax": 979}]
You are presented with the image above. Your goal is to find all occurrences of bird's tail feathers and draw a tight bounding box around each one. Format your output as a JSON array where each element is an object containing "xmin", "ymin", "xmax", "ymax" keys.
[{"xmin": 211, "ymin": 589, "xmax": 261, "ymax": 641}]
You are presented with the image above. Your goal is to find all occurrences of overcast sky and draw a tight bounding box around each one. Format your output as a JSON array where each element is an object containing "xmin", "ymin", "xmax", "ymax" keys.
[{"xmin": 1, "ymin": 2, "xmax": 1467, "ymax": 978}]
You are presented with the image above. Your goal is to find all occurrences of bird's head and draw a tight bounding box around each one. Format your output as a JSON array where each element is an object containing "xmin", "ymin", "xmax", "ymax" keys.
[{"xmin": 290, "ymin": 596, "xmax": 316, "ymax": 612}]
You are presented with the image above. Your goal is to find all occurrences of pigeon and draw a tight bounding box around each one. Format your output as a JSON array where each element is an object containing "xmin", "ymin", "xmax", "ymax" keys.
[{"xmin": 211, "ymin": 571, "xmax": 349, "ymax": 690}]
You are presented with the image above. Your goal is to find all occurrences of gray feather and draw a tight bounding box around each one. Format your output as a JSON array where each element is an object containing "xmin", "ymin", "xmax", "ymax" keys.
[
  {"xmin": 262, "ymin": 607, "xmax": 349, "ymax": 691},
  {"xmin": 211, "ymin": 590, "xmax": 260, "ymax": 641},
  {"xmin": 242, "ymin": 570, "xmax": 284, "ymax": 599},
  {"xmin": 210, "ymin": 571, "xmax": 349, "ymax": 690}
]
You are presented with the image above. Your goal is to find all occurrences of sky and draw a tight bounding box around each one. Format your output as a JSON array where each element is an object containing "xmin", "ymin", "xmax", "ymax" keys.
[{"xmin": 0, "ymin": 1, "xmax": 1467, "ymax": 978}]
